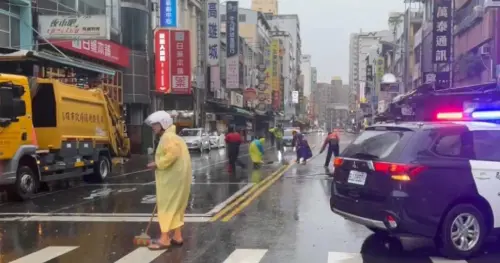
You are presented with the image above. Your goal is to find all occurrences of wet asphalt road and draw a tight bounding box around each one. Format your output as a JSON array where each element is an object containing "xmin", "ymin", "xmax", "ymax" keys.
[{"xmin": 1, "ymin": 134, "xmax": 500, "ymax": 262}]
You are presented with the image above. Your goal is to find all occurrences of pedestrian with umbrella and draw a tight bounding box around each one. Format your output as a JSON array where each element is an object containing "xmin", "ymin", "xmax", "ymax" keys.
[{"xmin": 225, "ymin": 126, "xmax": 246, "ymax": 174}]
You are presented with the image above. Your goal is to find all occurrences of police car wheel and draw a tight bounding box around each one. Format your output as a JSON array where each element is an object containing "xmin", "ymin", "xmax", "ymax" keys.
[
  {"xmin": 438, "ymin": 204, "xmax": 486, "ymax": 259},
  {"xmin": 366, "ymin": 227, "xmax": 389, "ymax": 236}
]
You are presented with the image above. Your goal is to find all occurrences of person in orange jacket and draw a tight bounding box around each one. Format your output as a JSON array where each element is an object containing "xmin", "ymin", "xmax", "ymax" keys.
[{"xmin": 320, "ymin": 129, "xmax": 340, "ymax": 168}]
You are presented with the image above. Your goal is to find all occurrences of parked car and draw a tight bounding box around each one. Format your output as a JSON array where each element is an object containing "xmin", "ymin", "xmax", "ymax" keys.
[
  {"xmin": 282, "ymin": 129, "xmax": 297, "ymax": 150},
  {"xmin": 179, "ymin": 128, "xmax": 211, "ymax": 152},
  {"xmin": 209, "ymin": 131, "xmax": 225, "ymax": 148}
]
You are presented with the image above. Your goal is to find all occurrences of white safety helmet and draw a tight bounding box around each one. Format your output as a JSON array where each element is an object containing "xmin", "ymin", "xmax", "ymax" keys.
[{"xmin": 145, "ymin": 110, "xmax": 173, "ymax": 130}]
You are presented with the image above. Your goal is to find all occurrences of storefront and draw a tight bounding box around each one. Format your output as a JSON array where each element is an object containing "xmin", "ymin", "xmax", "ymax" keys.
[{"xmin": 0, "ymin": 1, "xmax": 33, "ymax": 50}]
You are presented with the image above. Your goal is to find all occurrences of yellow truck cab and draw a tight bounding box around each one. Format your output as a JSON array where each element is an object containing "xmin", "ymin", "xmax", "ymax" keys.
[{"xmin": 0, "ymin": 74, "xmax": 130, "ymax": 200}]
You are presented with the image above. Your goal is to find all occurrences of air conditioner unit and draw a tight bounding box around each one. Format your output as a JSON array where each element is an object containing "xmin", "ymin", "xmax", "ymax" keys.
[
  {"xmin": 480, "ymin": 44, "xmax": 491, "ymax": 56},
  {"xmin": 473, "ymin": 5, "xmax": 484, "ymax": 17}
]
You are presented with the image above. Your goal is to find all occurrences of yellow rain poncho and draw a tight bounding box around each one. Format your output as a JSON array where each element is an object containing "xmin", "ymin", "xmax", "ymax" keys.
[
  {"xmin": 249, "ymin": 138, "xmax": 265, "ymax": 164},
  {"xmin": 155, "ymin": 124, "xmax": 192, "ymax": 232}
]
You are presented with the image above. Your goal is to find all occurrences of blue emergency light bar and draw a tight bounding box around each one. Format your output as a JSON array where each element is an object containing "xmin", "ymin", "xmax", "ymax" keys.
[{"xmin": 471, "ymin": 110, "xmax": 500, "ymax": 120}]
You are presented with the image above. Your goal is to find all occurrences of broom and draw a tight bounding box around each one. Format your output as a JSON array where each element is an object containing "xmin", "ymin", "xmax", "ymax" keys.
[{"xmin": 133, "ymin": 204, "xmax": 157, "ymax": 246}]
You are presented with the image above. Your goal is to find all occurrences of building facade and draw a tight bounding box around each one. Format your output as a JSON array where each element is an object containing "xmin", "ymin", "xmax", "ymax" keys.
[
  {"xmin": 348, "ymin": 30, "xmax": 391, "ymax": 117},
  {"xmin": 300, "ymin": 54, "xmax": 312, "ymax": 98},
  {"xmin": 452, "ymin": 0, "xmax": 496, "ymax": 88},
  {"xmin": 267, "ymin": 14, "xmax": 302, "ymax": 116},
  {"xmin": 271, "ymin": 30, "xmax": 294, "ymax": 119},
  {"xmin": 251, "ymin": 0, "xmax": 278, "ymax": 15}
]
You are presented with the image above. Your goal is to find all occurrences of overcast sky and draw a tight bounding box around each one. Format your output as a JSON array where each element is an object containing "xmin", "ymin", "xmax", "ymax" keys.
[{"xmin": 237, "ymin": 0, "xmax": 407, "ymax": 84}]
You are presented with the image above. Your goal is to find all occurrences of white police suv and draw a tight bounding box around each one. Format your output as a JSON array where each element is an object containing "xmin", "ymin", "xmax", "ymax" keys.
[{"xmin": 330, "ymin": 118, "xmax": 500, "ymax": 259}]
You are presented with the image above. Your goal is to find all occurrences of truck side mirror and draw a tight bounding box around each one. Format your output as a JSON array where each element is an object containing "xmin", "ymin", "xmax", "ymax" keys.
[
  {"xmin": 0, "ymin": 88, "xmax": 14, "ymax": 119},
  {"xmin": 13, "ymin": 100, "xmax": 26, "ymax": 117}
]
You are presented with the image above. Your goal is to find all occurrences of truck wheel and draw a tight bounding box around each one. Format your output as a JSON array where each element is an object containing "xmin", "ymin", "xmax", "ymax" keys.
[
  {"xmin": 437, "ymin": 204, "xmax": 486, "ymax": 259},
  {"xmin": 13, "ymin": 166, "xmax": 39, "ymax": 200},
  {"xmin": 92, "ymin": 156, "xmax": 110, "ymax": 182}
]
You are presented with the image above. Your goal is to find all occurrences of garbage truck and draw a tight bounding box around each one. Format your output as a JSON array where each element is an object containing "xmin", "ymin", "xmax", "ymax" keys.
[{"xmin": 0, "ymin": 73, "xmax": 130, "ymax": 200}]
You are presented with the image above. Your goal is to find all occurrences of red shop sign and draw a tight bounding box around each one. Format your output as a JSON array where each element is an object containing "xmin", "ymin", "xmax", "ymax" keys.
[
  {"xmin": 49, "ymin": 39, "xmax": 130, "ymax": 68},
  {"xmin": 155, "ymin": 29, "xmax": 171, "ymax": 93},
  {"xmin": 169, "ymin": 29, "xmax": 191, "ymax": 95}
]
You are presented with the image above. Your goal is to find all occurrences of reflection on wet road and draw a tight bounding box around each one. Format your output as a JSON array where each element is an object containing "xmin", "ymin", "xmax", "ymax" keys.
[{"xmin": 2, "ymin": 133, "xmax": 500, "ymax": 262}]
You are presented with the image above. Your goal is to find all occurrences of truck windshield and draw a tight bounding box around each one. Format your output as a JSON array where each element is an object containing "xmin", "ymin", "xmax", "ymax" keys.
[{"xmin": 180, "ymin": 130, "xmax": 200, "ymax": 136}]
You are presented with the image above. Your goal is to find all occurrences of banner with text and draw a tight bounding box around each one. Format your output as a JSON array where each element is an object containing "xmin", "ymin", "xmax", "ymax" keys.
[
  {"xmin": 160, "ymin": 0, "xmax": 177, "ymax": 27},
  {"xmin": 154, "ymin": 29, "xmax": 170, "ymax": 93},
  {"xmin": 206, "ymin": 0, "xmax": 220, "ymax": 66},
  {"xmin": 225, "ymin": 1, "xmax": 239, "ymax": 89},
  {"xmin": 169, "ymin": 30, "xmax": 191, "ymax": 94}
]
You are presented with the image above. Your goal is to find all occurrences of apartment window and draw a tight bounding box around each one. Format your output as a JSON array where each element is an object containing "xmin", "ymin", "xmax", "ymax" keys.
[
  {"xmin": 455, "ymin": 0, "xmax": 481, "ymax": 26},
  {"xmin": 238, "ymin": 14, "xmax": 246, "ymax": 22},
  {"xmin": 0, "ymin": 12, "xmax": 20, "ymax": 49}
]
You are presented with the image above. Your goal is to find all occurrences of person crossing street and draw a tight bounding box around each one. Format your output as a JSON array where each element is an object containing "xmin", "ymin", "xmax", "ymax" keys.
[
  {"xmin": 225, "ymin": 126, "xmax": 246, "ymax": 174},
  {"xmin": 320, "ymin": 129, "xmax": 340, "ymax": 168}
]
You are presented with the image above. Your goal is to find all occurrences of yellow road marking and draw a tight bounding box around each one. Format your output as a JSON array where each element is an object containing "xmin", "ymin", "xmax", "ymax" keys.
[
  {"xmin": 221, "ymin": 162, "xmax": 294, "ymax": 222},
  {"xmin": 209, "ymin": 164, "xmax": 288, "ymax": 222}
]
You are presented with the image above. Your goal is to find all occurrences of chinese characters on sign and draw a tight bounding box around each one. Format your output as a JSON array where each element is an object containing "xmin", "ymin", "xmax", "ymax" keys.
[
  {"xmin": 206, "ymin": 0, "xmax": 220, "ymax": 66},
  {"xmin": 432, "ymin": 0, "xmax": 452, "ymax": 88},
  {"xmin": 62, "ymin": 112, "xmax": 104, "ymax": 123},
  {"xmin": 271, "ymin": 40, "xmax": 279, "ymax": 92},
  {"xmin": 169, "ymin": 30, "xmax": 191, "ymax": 94},
  {"xmin": 160, "ymin": 0, "xmax": 177, "ymax": 27},
  {"xmin": 39, "ymin": 15, "xmax": 107, "ymax": 39},
  {"xmin": 155, "ymin": 29, "xmax": 170, "ymax": 93},
  {"xmin": 226, "ymin": 1, "xmax": 239, "ymax": 89},
  {"xmin": 424, "ymin": 72, "xmax": 436, "ymax": 84},
  {"xmin": 49, "ymin": 39, "xmax": 130, "ymax": 67}
]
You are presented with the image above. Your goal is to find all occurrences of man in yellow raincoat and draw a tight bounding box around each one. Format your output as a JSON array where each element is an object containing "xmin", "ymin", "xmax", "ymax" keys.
[
  {"xmin": 249, "ymin": 137, "xmax": 265, "ymax": 168},
  {"xmin": 145, "ymin": 111, "xmax": 192, "ymax": 250}
]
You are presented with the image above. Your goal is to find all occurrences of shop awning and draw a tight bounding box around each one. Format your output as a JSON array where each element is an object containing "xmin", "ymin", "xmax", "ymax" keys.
[
  {"xmin": 233, "ymin": 107, "xmax": 254, "ymax": 117},
  {"xmin": 0, "ymin": 50, "xmax": 116, "ymax": 76}
]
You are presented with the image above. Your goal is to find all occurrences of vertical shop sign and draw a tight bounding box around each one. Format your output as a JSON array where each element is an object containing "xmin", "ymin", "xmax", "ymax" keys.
[
  {"xmin": 432, "ymin": 0, "xmax": 452, "ymax": 64},
  {"xmin": 271, "ymin": 40, "xmax": 279, "ymax": 92},
  {"xmin": 432, "ymin": 0, "xmax": 452, "ymax": 88},
  {"xmin": 263, "ymin": 45, "xmax": 272, "ymax": 105},
  {"xmin": 160, "ymin": 0, "xmax": 177, "ymax": 27},
  {"xmin": 206, "ymin": 0, "xmax": 220, "ymax": 66},
  {"xmin": 154, "ymin": 29, "xmax": 170, "ymax": 93},
  {"xmin": 169, "ymin": 30, "xmax": 191, "ymax": 94},
  {"xmin": 226, "ymin": 1, "xmax": 239, "ymax": 89}
]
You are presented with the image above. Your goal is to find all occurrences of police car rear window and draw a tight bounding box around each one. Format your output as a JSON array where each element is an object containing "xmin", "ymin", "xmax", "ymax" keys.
[{"xmin": 342, "ymin": 130, "xmax": 408, "ymax": 160}]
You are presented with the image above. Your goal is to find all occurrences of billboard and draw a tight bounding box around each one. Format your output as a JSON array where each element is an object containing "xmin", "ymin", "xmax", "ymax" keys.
[
  {"xmin": 169, "ymin": 30, "xmax": 191, "ymax": 94},
  {"xmin": 206, "ymin": 0, "xmax": 220, "ymax": 66},
  {"xmin": 160, "ymin": 0, "xmax": 177, "ymax": 27},
  {"xmin": 225, "ymin": 1, "xmax": 239, "ymax": 89},
  {"xmin": 155, "ymin": 29, "xmax": 171, "ymax": 93},
  {"xmin": 38, "ymin": 15, "xmax": 109, "ymax": 39}
]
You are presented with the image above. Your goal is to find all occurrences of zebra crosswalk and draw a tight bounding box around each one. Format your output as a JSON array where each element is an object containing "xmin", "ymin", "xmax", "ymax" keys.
[{"xmin": 4, "ymin": 246, "xmax": 487, "ymax": 263}]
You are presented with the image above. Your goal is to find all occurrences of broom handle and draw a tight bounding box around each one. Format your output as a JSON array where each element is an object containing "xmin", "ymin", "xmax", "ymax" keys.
[{"xmin": 145, "ymin": 204, "xmax": 157, "ymax": 234}]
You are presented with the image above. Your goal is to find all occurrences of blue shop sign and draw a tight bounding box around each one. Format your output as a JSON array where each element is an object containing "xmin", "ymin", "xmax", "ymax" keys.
[{"xmin": 160, "ymin": 0, "xmax": 177, "ymax": 27}]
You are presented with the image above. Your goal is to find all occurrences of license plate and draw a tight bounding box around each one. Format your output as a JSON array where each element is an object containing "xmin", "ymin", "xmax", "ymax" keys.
[{"xmin": 347, "ymin": 170, "xmax": 367, "ymax": 185}]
